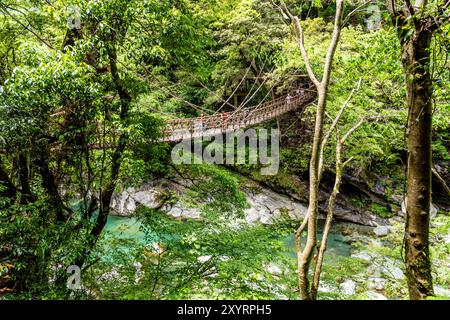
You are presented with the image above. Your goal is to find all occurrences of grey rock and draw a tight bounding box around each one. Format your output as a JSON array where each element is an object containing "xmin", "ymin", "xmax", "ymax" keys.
[
  {"xmin": 443, "ymin": 234, "xmax": 450, "ymax": 244},
  {"xmin": 111, "ymin": 190, "xmax": 135, "ymax": 216},
  {"xmin": 167, "ymin": 204, "xmax": 201, "ymax": 220},
  {"xmin": 168, "ymin": 206, "xmax": 182, "ymax": 218},
  {"xmin": 245, "ymin": 209, "xmax": 260, "ymax": 224},
  {"xmin": 244, "ymin": 188, "xmax": 307, "ymax": 225},
  {"xmin": 131, "ymin": 190, "xmax": 159, "ymax": 208},
  {"xmin": 373, "ymin": 183, "xmax": 385, "ymax": 195},
  {"xmin": 197, "ymin": 255, "xmax": 212, "ymax": 263},
  {"xmin": 367, "ymin": 291, "xmax": 388, "ymax": 300},
  {"xmin": 391, "ymin": 194, "xmax": 403, "ymax": 205},
  {"xmin": 367, "ymin": 264, "xmax": 382, "ymax": 278},
  {"xmin": 351, "ymin": 251, "xmax": 372, "ymax": 261},
  {"xmin": 367, "ymin": 277, "xmax": 385, "ymax": 290},
  {"xmin": 434, "ymin": 285, "xmax": 450, "ymax": 297},
  {"xmin": 331, "ymin": 206, "xmax": 387, "ymax": 227},
  {"xmin": 126, "ymin": 198, "xmax": 136, "ymax": 212},
  {"xmin": 385, "ymin": 266, "xmax": 405, "ymax": 280},
  {"xmin": 373, "ymin": 226, "xmax": 389, "ymax": 237},
  {"xmin": 266, "ymin": 262, "xmax": 282, "ymax": 276},
  {"xmin": 318, "ymin": 283, "xmax": 335, "ymax": 293},
  {"xmin": 340, "ymin": 280, "xmax": 356, "ymax": 295}
]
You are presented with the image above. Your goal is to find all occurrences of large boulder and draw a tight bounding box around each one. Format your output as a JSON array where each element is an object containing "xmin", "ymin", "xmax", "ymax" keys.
[
  {"xmin": 244, "ymin": 188, "xmax": 307, "ymax": 225},
  {"xmin": 434, "ymin": 285, "xmax": 450, "ymax": 298},
  {"xmin": 373, "ymin": 226, "xmax": 389, "ymax": 237},
  {"xmin": 111, "ymin": 184, "xmax": 162, "ymax": 216},
  {"xmin": 340, "ymin": 280, "xmax": 356, "ymax": 295}
]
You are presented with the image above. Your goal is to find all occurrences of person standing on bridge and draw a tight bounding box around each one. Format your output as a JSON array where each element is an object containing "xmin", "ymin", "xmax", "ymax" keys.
[
  {"xmin": 286, "ymin": 93, "xmax": 292, "ymax": 105},
  {"xmin": 198, "ymin": 113, "xmax": 206, "ymax": 131},
  {"xmin": 221, "ymin": 112, "xmax": 228, "ymax": 131},
  {"xmin": 243, "ymin": 107, "xmax": 250, "ymax": 125}
]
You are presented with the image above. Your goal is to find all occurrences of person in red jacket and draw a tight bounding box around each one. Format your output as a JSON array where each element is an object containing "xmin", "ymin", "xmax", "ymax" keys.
[{"xmin": 221, "ymin": 112, "xmax": 228, "ymax": 131}]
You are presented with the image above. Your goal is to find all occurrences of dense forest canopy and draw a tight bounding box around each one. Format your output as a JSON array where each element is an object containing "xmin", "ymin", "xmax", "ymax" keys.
[{"xmin": 0, "ymin": 0, "xmax": 449, "ymax": 300}]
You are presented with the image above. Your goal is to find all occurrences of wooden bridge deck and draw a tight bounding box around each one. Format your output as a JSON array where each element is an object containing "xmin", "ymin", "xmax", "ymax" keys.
[{"xmin": 160, "ymin": 89, "xmax": 317, "ymax": 142}]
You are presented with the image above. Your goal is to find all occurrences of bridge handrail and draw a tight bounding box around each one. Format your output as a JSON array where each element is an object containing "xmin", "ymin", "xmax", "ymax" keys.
[{"xmin": 163, "ymin": 89, "xmax": 316, "ymax": 135}]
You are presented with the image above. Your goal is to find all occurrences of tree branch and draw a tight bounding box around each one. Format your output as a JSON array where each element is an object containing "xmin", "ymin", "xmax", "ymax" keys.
[
  {"xmin": 321, "ymin": 0, "xmax": 345, "ymax": 88},
  {"xmin": 341, "ymin": 116, "xmax": 365, "ymax": 143},
  {"xmin": 319, "ymin": 78, "xmax": 362, "ymax": 177},
  {"xmin": 0, "ymin": 3, "xmax": 54, "ymax": 50},
  {"xmin": 277, "ymin": 1, "xmax": 321, "ymax": 88},
  {"xmin": 432, "ymin": 167, "xmax": 450, "ymax": 197}
]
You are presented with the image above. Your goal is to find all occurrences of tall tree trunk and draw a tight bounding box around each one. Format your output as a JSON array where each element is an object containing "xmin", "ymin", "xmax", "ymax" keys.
[
  {"xmin": 401, "ymin": 30, "xmax": 434, "ymax": 299},
  {"xmin": 384, "ymin": 0, "xmax": 448, "ymax": 300},
  {"xmin": 277, "ymin": 0, "xmax": 345, "ymax": 299},
  {"xmin": 310, "ymin": 84, "xmax": 364, "ymax": 299},
  {"xmin": 311, "ymin": 134, "xmax": 343, "ymax": 300},
  {"xmin": 297, "ymin": 91, "xmax": 325, "ymax": 299},
  {"xmin": 74, "ymin": 35, "xmax": 131, "ymax": 269}
]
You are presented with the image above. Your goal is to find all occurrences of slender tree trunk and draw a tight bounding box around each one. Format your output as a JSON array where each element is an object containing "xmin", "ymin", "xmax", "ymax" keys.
[
  {"xmin": 311, "ymin": 137, "xmax": 343, "ymax": 300},
  {"xmin": 277, "ymin": 0, "xmax": 345, "ymax": 299},
  {"xmin": 401, "ymin": 30, "xmax": 434, "ymax": 299},
  {"xmin": 296, "ymin": 91, "xmax": 325, "ymax": 300},
  {"xmin": 297, "ymin": 3, "xmax": 344, "ymax": 300}
]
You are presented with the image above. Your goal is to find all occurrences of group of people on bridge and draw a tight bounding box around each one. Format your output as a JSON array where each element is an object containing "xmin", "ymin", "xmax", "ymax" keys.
[
  {"xmin": 286, "ymin": 88, "xmax": 307, "ymax": 106},
  {"xmin": 195, "ymin": 87, "xmax": 308, "ymax": 132},
  {"xmin": 196, "ymin": 107, "xmax": 250, "ymax": 132}
]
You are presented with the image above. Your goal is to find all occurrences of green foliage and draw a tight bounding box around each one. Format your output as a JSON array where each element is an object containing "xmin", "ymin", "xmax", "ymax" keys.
[
  {"xmin": 0, "ymin": 196, "xmax": 91, "ymax": 298},
  {"xmin": 81, "ymin": 192, "xmax": 296, "ymax": 300},
  {"xmin": 1, "ymin": 0, "xmax": 449, "ymax": 301},
  {"xmin": 371, "ymin": 203, "xmax": 393, "ymax": 218}
]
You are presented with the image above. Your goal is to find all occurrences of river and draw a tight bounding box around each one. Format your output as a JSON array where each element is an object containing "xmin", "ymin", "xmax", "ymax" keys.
[{"xmin": 103, "ymin": 215, "xmax": 353, "ymax": 258}]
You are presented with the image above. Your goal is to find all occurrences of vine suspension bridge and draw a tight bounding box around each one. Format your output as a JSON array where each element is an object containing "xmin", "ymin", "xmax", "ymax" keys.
[
  {"xmin": 51, "ymin": 86, "xmax": 317, "ymax": 151},
  {"xmin": 161, "ymin": 88, "xmax": 317, "ymax": 142}
]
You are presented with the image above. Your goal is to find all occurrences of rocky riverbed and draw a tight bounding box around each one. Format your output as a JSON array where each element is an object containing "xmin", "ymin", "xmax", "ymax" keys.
[
  {"xmin": 108, "ymin": 177, "xmax": 394, "ymax": 227},
  {"xmin": 110, "ymin": 178, "xmax": 308, "ymax": 224}
]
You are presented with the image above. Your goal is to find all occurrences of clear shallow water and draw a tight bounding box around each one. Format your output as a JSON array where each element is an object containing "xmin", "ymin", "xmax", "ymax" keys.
[
  {"xmin": 98, "ymin": 216, "xmax": 146, "ymax": 261},
  {"xmin": 103, "ymin": 215, "xmax": 352, "ymax": 258},
  {"xmin": 283, "ymin": 232, "xmax": 351, "ymax": 258},
  {"xmin": 104, "ymin": 215, "xmax": 145, "ymax": 242}
]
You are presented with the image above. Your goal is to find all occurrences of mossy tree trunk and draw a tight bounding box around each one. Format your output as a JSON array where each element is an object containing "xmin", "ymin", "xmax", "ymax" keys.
[
  {"xmin": 385, "ymin": 0, "xmax": 449, "ymax": 299},
  {"xmin": 402, "ymin": 29, "xmax": 434, "ymax": 300}
]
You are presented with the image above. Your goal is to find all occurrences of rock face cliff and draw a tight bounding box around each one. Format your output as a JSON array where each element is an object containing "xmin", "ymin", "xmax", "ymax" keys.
[
  {"xmin": 109, "ymin": 176, "xmax": 389, "ymax": 227},
  {"xmin": 110, "ymin": 178, "xmax": 307, "ymax": 224}
]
